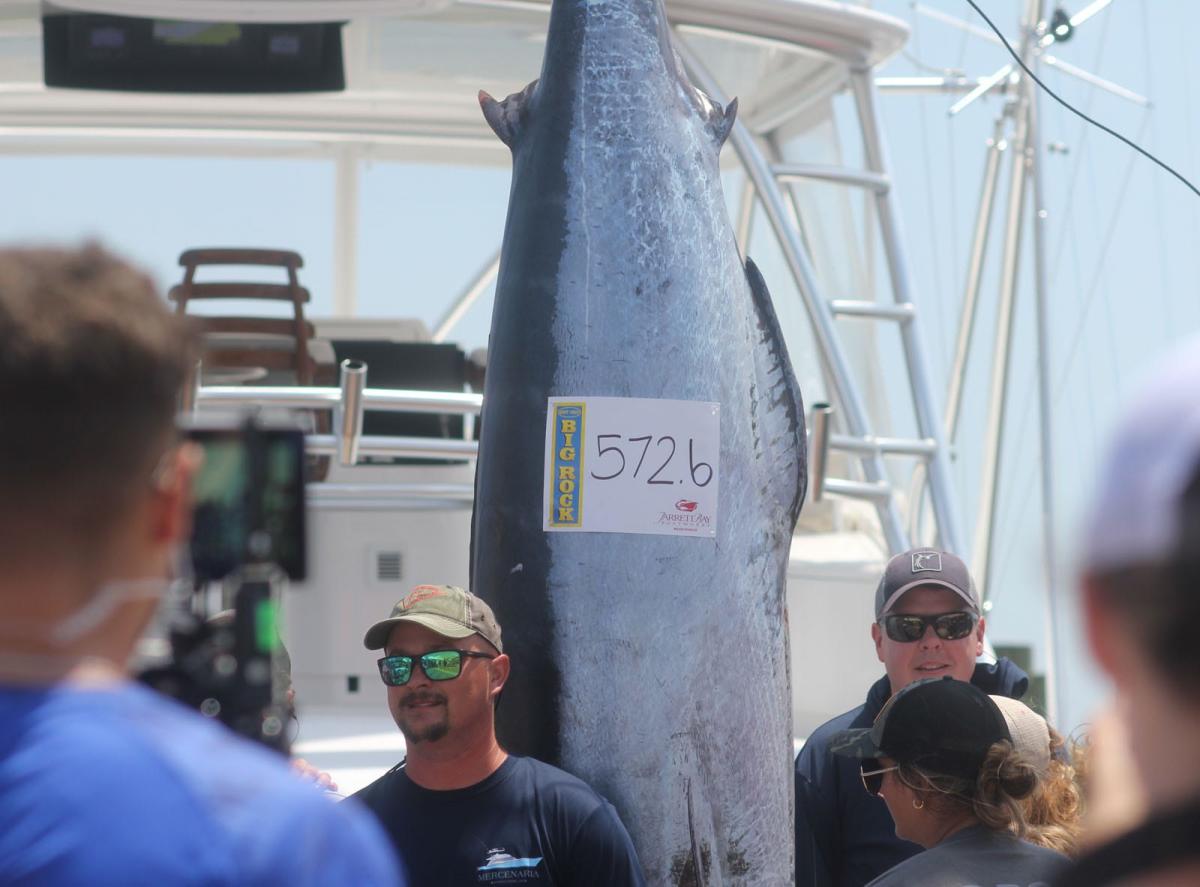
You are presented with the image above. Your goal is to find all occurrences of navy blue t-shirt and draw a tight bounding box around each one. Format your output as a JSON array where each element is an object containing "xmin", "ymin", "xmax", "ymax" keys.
[{"xmin": 354, "ymin": 754, "xmax": 645, "ymax": 886}]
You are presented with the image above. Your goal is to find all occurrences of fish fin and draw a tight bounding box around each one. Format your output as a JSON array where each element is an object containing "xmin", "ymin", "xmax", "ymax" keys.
[
  {"xmin": 745, "ymin": 256, "xmax": 808, "ymax": 530},
  {"xmin": 713, "ymin": 96, "xmax": 737, "ymax": 148},
  {"xmin": 479, "ymin": 81, "xmax": 537, "ymax": 149},
  {"xmin": 681, "ymin": 72, "xmax": 738, "ymax": 149}
]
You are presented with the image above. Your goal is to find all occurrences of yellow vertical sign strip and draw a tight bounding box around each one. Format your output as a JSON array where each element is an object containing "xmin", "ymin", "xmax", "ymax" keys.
[{"xmin": 548, "ymin": 401, "xmax": 585, "ymax": 528}]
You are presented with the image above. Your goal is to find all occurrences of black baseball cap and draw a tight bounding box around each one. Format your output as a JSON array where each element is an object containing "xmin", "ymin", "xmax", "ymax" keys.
[
  {"xmin": 831, "ymin": 677, "xmax": 1012, "ymax": 782},
  {"xmin": 874, "ymin": 548, "xmax": 981, "ymax": 619}
]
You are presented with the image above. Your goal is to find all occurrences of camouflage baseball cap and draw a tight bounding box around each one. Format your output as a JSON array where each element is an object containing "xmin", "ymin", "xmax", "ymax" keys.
[
  {"xmin": 831, "ymin": 677, "xmax": 1011, "ymax": 782},
  {"xmin": 363, "ymin": 584, "xmax": 503, "ymax": 652}
]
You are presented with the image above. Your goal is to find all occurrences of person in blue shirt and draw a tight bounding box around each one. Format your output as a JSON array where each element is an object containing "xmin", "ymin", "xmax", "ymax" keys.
[
  {"xmin": 794, "ymin": 547, "xmax": 1029, "ymax": 887},
  {"xmin": 0, "ymin": 245, "xmax": 402, "ymax": 886}
]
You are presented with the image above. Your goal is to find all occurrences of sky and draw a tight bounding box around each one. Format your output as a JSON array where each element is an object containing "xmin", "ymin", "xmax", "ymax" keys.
[
  {"xmin": 2, "ymin": 0, "xmax": 1198, "ymax": 733},
  {"xmin": 862, "ymin": 0, "xmax": 1200, "ymax": 732}
]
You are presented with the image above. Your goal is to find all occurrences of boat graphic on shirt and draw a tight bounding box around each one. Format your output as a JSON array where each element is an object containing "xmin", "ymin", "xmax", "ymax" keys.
[{"xmin": 478, "ymin": 848, "xmax": 544, "ymax": 871}]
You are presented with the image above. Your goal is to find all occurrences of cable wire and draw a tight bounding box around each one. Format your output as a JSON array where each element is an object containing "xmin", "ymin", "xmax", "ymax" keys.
[{"xmin": 963, "ymin": 0, "xmax": 1200, "ymax": 199}]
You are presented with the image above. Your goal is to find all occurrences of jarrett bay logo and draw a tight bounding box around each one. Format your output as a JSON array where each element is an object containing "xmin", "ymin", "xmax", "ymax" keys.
[
  {"xmin": 657, "ymin": 505, "xmax": 712, "ymax": 531},
  {"xmin": 476, "ymin": 848, "xmax": 544, "ymax": 883}
]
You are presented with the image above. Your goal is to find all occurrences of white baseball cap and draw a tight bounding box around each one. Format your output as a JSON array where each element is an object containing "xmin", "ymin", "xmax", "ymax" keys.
[
  {"xmin": 990, "ymin": 695, "xmax": 1051, "ymax": 776},
  {"xmin": 1082, "ymin": 334, "xmax": 1200, "ymax": 573}
]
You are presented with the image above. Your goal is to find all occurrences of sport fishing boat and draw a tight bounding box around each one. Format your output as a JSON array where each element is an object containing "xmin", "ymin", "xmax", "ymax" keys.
[{"xmin": 1, "ymin": 0, "xmax": 1168, "ymax": 791}]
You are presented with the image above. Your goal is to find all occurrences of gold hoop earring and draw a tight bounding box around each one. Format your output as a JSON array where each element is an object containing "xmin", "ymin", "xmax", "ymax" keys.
[{"xmin": 912, "ymin": 798, "xmax": 925, "ymax": 810}]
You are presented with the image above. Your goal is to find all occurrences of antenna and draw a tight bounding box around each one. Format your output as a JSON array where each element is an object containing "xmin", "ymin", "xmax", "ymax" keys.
[{"xmin": 880, "ymin": 0, "xmax": 1150, "ymax": 725}]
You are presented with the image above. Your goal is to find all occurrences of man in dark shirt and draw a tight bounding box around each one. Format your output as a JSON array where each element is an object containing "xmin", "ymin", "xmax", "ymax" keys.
[
  {"xmin": 794, "ymin": 548, "xmax": 1029, "ymax": 887},
  {"xmin": 353, "ymin": 584, "xmax": 646, "ymax": 886}
]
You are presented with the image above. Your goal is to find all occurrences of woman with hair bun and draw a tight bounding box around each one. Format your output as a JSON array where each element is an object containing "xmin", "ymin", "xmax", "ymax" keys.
[
  {"xmin": 832, "ymin": 677, "xmax": 1070, "ymax": 886},
  {"xmin": 991, "ymin": 695, "xmax": 1084, "ymax": 857}
]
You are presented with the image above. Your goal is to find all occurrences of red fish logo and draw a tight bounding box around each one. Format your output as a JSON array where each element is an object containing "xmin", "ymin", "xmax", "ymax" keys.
[
  {"xmin": 401, "ymin": 585, "xmax": 446, "ymax": 609},
  {"xmin": 674, "ymin": 499, "xmax": 699, "ymax": 512}
]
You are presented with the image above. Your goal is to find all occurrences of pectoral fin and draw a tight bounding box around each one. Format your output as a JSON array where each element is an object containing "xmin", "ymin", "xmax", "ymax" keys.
[{"xmin": 745, "ymin": 256, "xmax": 807, "ymax": 529}]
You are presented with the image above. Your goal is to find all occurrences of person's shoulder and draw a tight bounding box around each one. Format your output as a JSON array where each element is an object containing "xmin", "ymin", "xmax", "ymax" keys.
[
  {"xmin": 510, "ymin": 758, "xmax": 642, "ymax": 875},
  {"xmin": 1018, "ymin": 836, "xmax": 1072, "ymax": 866},
  {"xmin": 802, "ymin": 704, "xmax": 867, "ymax": 749},
  {"xmin": 352, "ymin": 762, "xmax": 407, "ymax": 807},
  {"xmin": 797, "ymin": 679, "xmax": 884, "ymax": 763},
  {"xmin": 512, "ymin": 755, "xmax": 609, "ymax": 804},
  {"xmin": 972, "ymin": 657, "xmax": 1030, "ymax": 698},
  {"xmin": 87, "ymin": 684, "xmax": 380, "ymax": 831},
  {"xmin": 865, "ymin": 840, "xmax": 953, "ymax": 884},
  {"xmin": 862, "ymin": 853, "xmax": 919, "ymax": 887}
]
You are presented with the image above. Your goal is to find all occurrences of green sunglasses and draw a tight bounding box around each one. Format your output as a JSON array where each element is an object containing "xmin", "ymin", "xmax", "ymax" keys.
[{"xmin": 377, "ymin": 649, "xmax": 495, "ymax": 687}]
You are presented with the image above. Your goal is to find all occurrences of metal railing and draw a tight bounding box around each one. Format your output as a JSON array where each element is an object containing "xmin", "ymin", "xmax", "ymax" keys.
[{"xmin": 191, "ymin": 361, "xmax": 483, "ymax": 508}]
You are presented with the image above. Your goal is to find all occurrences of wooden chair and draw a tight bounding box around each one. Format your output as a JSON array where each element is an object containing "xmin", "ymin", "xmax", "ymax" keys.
[
  {"xmin": 171, "ymin": 248, "xmax": 334, "ymax": 478},
  {"xmin": 169, "ymin": 248, "xmax": 325, "ymax": 385}
]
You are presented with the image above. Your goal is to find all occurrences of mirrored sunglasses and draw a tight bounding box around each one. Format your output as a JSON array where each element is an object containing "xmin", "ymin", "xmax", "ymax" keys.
[
  {"xmin": 881, "ymin": 611, "xmax": 976, "ymax": 643},
  {"xmin": 377, "ymin": 649, "xmax": 495, "ymax": 686}
]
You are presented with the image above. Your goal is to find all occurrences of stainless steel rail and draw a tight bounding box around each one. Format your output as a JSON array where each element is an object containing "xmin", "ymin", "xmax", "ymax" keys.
[{"xmin": 198, "ymin": 385, "xmax": 482, "ymax": 415}]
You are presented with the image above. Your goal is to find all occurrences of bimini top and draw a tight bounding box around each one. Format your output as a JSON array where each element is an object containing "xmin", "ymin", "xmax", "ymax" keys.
[{"xmin": 0, "ymin": 0, "xmax": 908, "ymax": 160}]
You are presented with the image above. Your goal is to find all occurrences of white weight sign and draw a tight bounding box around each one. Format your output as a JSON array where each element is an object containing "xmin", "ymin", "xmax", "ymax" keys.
[{"xmin": 543, "ymin": 396, "xmax": 720, "ymax": 538}]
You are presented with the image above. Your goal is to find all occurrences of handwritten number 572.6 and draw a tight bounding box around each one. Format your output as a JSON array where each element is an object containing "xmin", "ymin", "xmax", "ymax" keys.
[{"xmin": 588, "ymin": 433, "xmax": 713, "ymax": 487}]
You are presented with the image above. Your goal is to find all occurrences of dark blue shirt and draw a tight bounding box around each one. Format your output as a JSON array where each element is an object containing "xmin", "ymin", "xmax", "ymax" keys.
[
  {"xmin": 794, "ymin": 660, "xmax": 1030, "ymax": 887},
  {"xmin": 354, "ymin": 754, "xmax": 645, "ymax": 886}
]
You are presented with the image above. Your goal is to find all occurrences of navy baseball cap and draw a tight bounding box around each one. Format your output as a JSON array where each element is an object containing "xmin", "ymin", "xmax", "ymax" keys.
[{"xmin": 831, "ymin": 677, "xmax": 1012, "ymax": 782}]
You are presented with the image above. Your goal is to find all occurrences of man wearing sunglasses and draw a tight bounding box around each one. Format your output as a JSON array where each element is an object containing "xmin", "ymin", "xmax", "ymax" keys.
[
  {"xmin": 794, "ymin": 547, "xmax": 1030, "ymax": 887},
  {"xmin": 353, "ymin": 584, "xmax": 646, "ymax": 886}
]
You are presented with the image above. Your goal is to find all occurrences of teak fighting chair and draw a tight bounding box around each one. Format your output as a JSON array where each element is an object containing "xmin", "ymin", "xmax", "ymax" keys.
[{"xmin": 168, "ymin": 248, "xmax": 331, "ymax": 386}]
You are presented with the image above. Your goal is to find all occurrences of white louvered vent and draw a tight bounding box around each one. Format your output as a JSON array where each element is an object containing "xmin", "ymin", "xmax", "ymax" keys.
[{"xmin": 375, "ymin": 551, "xmax": 403, "ymax": 582}]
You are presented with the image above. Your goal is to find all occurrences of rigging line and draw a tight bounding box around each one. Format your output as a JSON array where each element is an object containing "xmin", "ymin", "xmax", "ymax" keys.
[
  {"xmin": 1054, "ymin": 111, "xmax": 1150, "ymax": 399},
  {"xmin": 963, "ymin": 0, "xmax": 1200, "ymax": 200},
  {"xmin": 1182, "ymin": 9, "xmax": 1200, "ymax": 328},
  {"xmin": 909, "ymin": 5, "xmax": 952, "ymax": 375},
  {"xmin": 945, "ymin": 114, "xmax": 959, "ymax": 343},
  {"xmin": 945, "ymin": 3, "xmax": 971, "ymax": 309},
  {"xmin": 1046, "ymin": 5, "xmax": 1111, "ymax": 291},
  {"xmin": 1139, "ymin": 0, "xmax": 1171, "ymax": 336},
  {"xmin": 1083, "ymin": 130, "xmax": 1123, "ymax": 408},
  {"xmin": 991, "ymin": 117, "xmax": 1146, "ymax": 571},
  {"xmin": 901, "ymin": 48, "xmax": 965, "ymax": 77}
]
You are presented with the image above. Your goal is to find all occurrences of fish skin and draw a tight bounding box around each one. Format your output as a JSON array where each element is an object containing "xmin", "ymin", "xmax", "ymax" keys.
[{"xmin": 472, "ymin": 1, "xmax": 806, "ymax": 883}]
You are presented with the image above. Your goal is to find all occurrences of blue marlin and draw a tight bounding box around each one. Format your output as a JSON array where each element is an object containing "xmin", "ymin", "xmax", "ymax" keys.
[{"xmin": 472, "ymin": 0, "xmax": 806, "ymax": 882}]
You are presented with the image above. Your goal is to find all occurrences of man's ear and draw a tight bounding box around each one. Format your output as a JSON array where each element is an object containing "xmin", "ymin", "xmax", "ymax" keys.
[
  {"xmin": 489, "ymin": 653, "xmax": 511, "ymax": 700},
  {"xmin": 149, "ymin": 443, "xmax": 202, "ymax": 547},
  {"xmin": 871, "ymin": 621, "xmax": 885, "ymax": 664},
  {"xmin": 975, "ymin": 616, "xmax": 986, "ymax": 658}
]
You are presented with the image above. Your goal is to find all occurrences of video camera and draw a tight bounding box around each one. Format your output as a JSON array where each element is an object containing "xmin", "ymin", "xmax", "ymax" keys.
[{"xmin": 139, "ymin": 414, "xmax": 307, "ymax": 753}]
